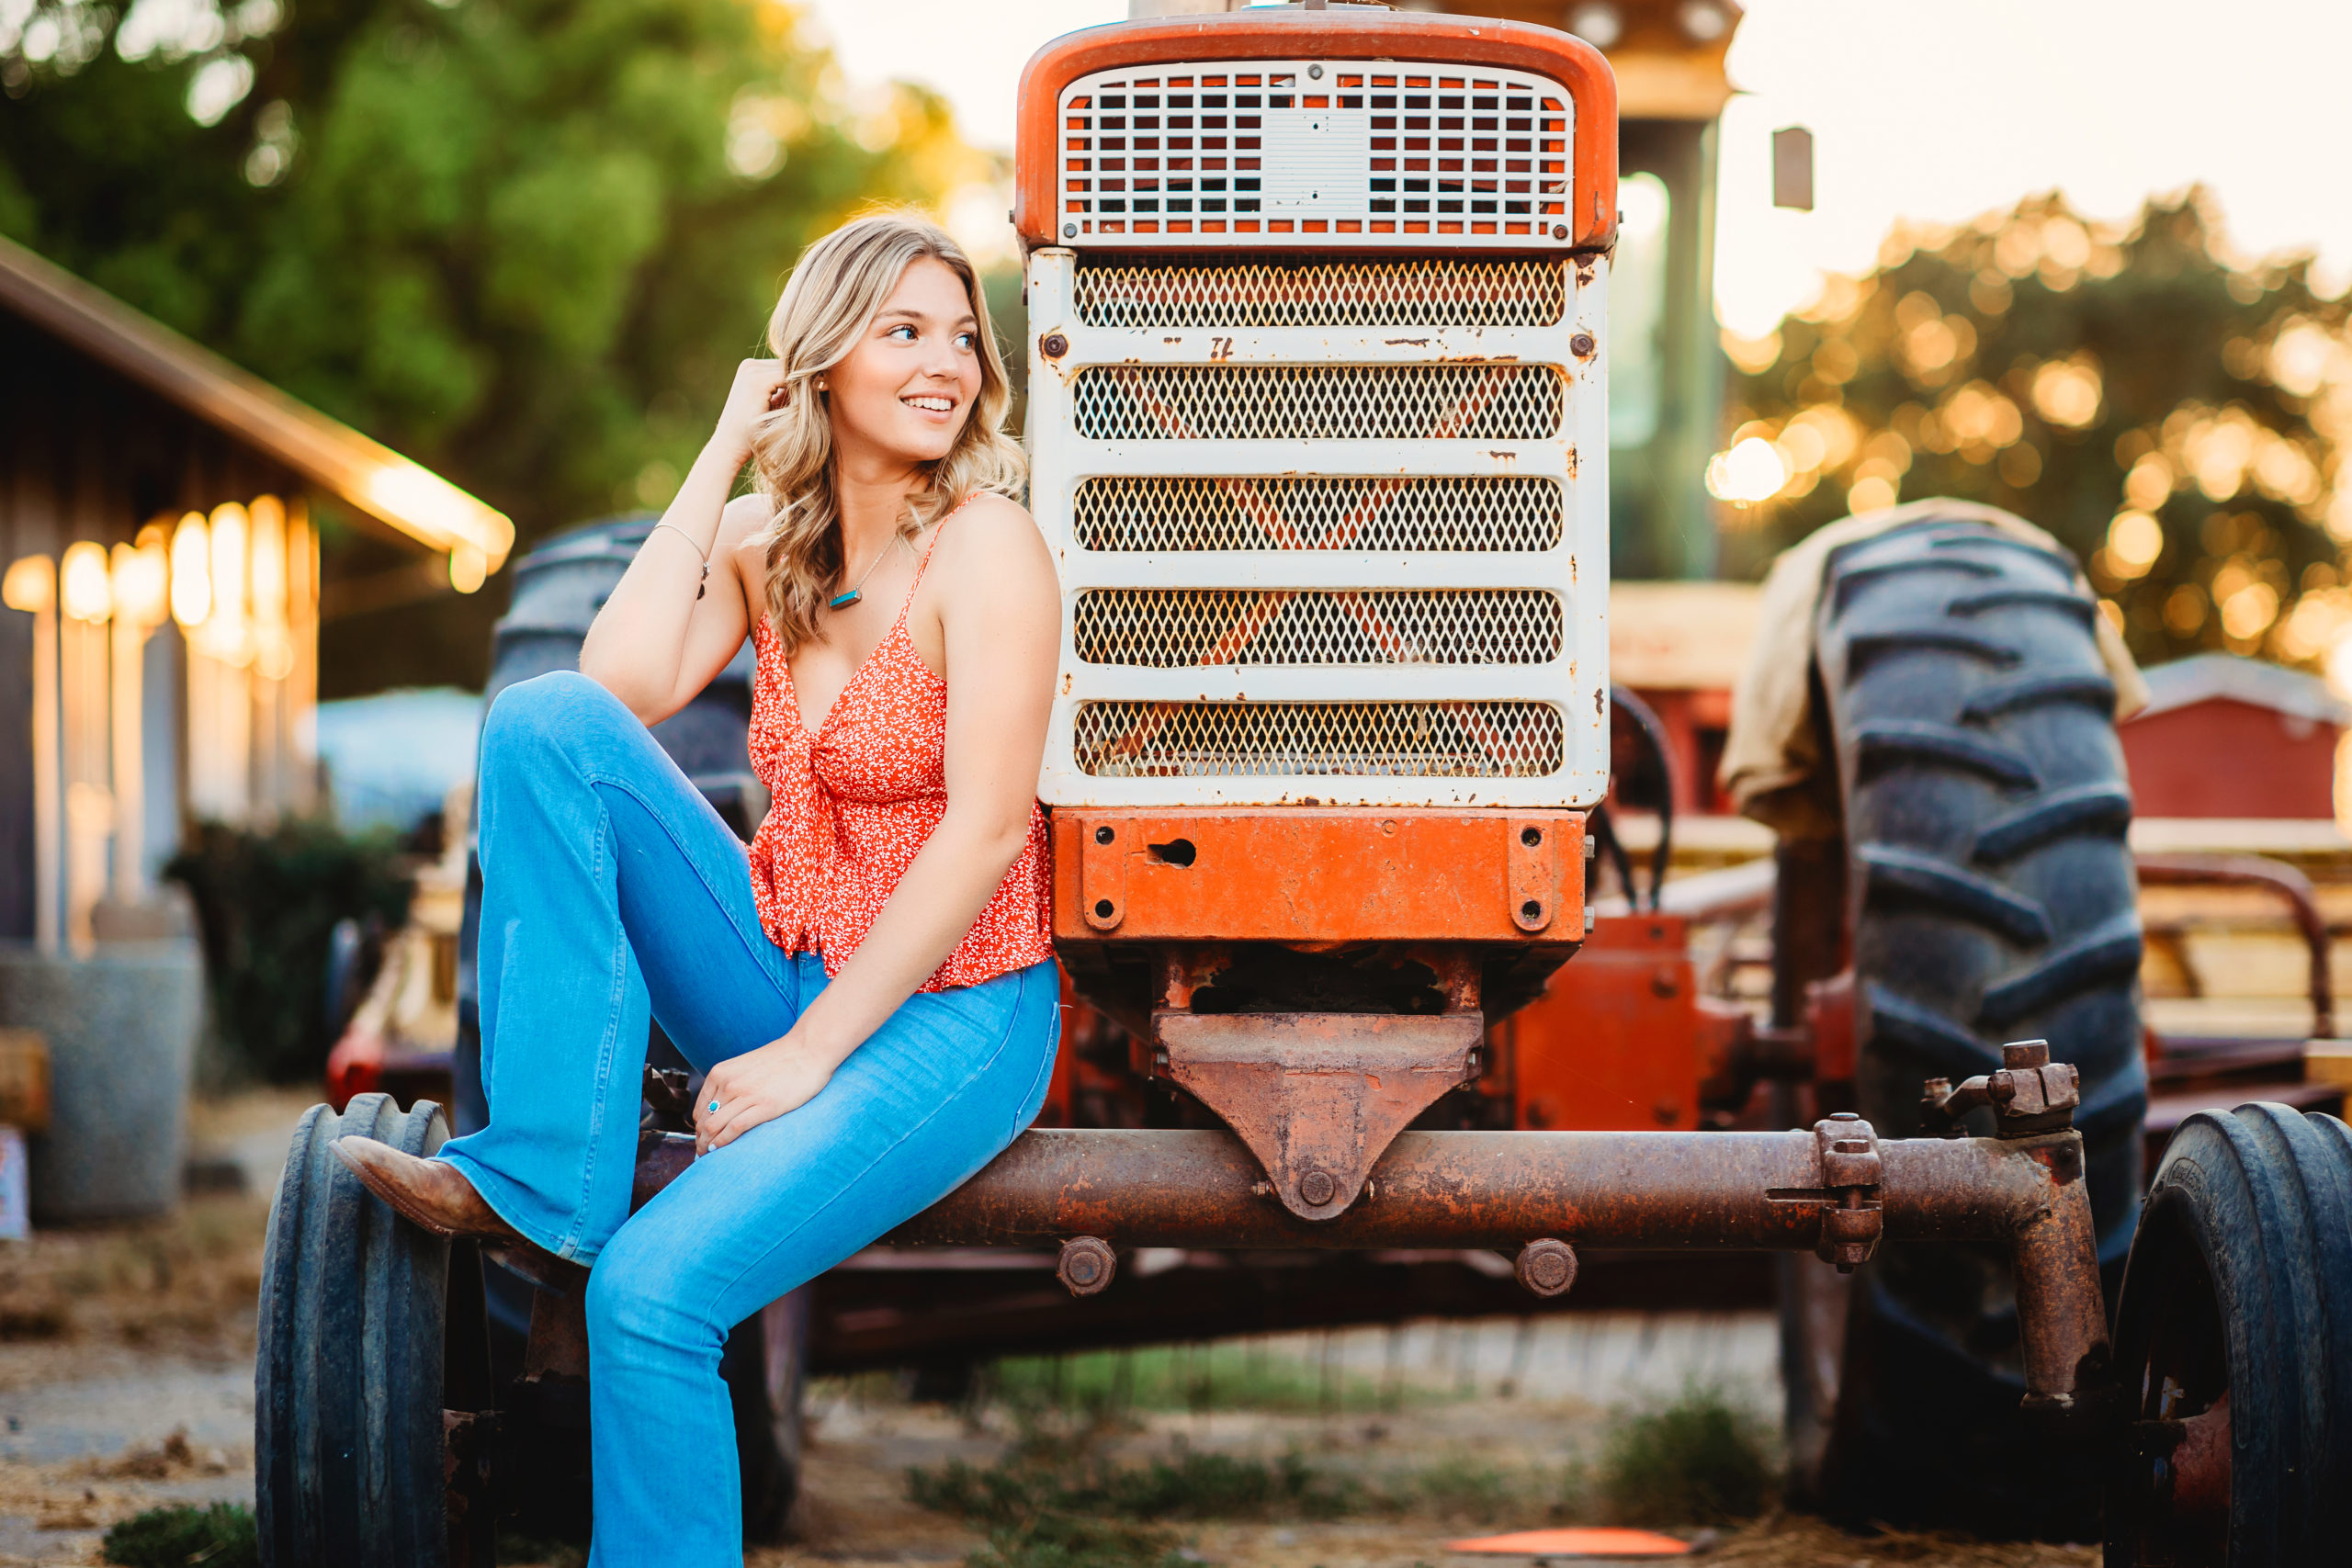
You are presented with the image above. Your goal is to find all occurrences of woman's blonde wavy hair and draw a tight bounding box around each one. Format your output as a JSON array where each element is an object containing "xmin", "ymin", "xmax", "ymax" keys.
[{"xmin": 747, "ymin": 212, "xmax": 1025, "ymax": 652}]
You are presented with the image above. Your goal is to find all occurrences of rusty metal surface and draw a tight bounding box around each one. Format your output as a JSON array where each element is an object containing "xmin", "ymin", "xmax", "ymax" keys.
[
  {"xmin": 1920, "ymin": 1039, "xmax": 2084, "ymax": 1140},
  {"xmin": 1811, "ymin": 1113, "xmax": 1882, "ymax": 1271},
  {"xmin": 1054, "ymin": 808, "xmax": 1588, "ymax": 945},
  {"xmin": 442, "ymin": 1409, "xmax": 493, "ymax": 1563},
  {"xmin": 1515, "ymin": 1237, "xmax": 1577, "ymax": 1297},
  {"xmin": 1057, "ymin": 1236, "xmax": 1117, "ymax": 1296},
  {"xmin": 522, "ymin": 1281, "xmax": 590, "ymax": 1383},
  {"xmin": 1155, "ymin": 1010, "xmax": 1482, "ymax": 1220},
  {"xmin": 874, "ymin": 1126, "xmax": 2030, "ymax": 1250},
  {"xmin": 634, "ymin": 1129, "xmax": 695, "ymax": 1212}
]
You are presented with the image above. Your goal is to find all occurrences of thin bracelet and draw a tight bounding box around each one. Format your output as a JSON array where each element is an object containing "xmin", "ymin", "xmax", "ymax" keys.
[{"xmin": 649, "ymin": 520, "xmax": 713, "ymax": 601}]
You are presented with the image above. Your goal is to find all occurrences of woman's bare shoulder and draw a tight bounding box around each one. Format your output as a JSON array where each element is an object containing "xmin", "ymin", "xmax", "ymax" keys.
[
  {"xmin": 940, "ymin": 492, "xmax": 1052, "ymax": 574},
  {"xmin": 718, "ymin": 491, "xmax": 774, "ymax": 544}
]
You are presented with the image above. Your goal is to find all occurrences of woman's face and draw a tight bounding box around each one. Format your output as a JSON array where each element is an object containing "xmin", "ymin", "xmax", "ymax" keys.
[{"xmin": 824, "ymin": 256, "xmax": 985, "ymax": 470}]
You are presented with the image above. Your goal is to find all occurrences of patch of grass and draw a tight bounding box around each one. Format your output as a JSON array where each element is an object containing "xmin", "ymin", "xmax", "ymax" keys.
[
  {"xmin": 980, "ymin": 1340, "xmax": 1395, "ymax": 1417},
  {"xmin": 966, "ymin": 1513, "xmax": 1192, "ymax": 1568},
  {"xmin": 1400, "ymin": 1455, "xmax": 1519, "ymax": 1523},
  {"xmin": 910, "ymin": 1416, "xmax": 1362, "ymax": 1567},
  {"xmin": 493, "ymin": 1531, "xmax": 587, "ymax": 1568},
  {"xmin": 1595, "ymin": 1386, "xmax": 1777, "ymax": 1528},
  {"xmin": 101, "ymin": 1503, "xmax": 258, "ymax": 1568}
]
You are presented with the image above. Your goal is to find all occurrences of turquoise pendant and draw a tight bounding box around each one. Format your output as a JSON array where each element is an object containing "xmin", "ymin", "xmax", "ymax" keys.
[{"xmin": 828, "ymin": 589, "xmax": 862, "ymax": 610}]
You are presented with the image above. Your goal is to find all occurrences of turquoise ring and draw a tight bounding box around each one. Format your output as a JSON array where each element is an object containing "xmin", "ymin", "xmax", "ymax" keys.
[{"xmin": 707, "ymin": 1100, "xmax": 721, "ymax": 1113}]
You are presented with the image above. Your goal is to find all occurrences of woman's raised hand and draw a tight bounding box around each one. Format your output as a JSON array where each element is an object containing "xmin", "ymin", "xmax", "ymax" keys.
[{"xmin": 710, "ymin": 358, "xmax": 790, "ymax": 468}]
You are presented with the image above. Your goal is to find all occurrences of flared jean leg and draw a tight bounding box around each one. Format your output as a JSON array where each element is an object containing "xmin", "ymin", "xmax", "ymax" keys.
[
  {"xmin": 583, "ymin": 955, "xmax": 1060, "ymax": 1568},
  {"xmin": 437, "ymin": 670, "xmax": 806, "ymax": 1262},
  {"xmin": 432, "ymin": 671, "xmax": 1064, "ymax": 1565}
]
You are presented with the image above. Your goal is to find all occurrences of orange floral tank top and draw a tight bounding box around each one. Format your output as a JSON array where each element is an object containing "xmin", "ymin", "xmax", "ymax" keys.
[{"xmin": 744, "ymin": 500, "xmax": 1053, "ymax": 991}]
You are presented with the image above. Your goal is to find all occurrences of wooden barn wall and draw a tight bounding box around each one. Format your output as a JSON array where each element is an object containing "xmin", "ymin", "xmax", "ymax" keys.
[{"xmin": 0, "ymin": 310, "xmax": 302, "ymax": 942}]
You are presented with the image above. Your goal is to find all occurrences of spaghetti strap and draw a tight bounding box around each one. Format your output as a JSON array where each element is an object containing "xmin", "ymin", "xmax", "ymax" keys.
[{"xmin": 891, "ymin": 492, "xmax": 976, "ymax": 626}]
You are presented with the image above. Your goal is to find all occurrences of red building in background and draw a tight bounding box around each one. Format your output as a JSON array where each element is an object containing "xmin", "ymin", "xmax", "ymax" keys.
[{"xmin": 2120, "ymin": 654, "xmax": 2346, "ymax": 820}]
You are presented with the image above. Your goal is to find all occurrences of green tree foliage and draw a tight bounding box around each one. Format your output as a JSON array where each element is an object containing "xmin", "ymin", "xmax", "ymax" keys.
[
  {"xmin": 0, "ymin": 0, "xmax": 988, "ymax": 685},
  {"xmin": 1719, "ymin": 193, "xmax": 2352, "ymax": 670}
]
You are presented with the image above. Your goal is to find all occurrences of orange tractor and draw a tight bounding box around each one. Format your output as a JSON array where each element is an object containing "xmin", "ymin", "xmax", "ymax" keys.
[{"xmin": 261, "ymin": 6, "xmax": 2352, "ymax": 1565}]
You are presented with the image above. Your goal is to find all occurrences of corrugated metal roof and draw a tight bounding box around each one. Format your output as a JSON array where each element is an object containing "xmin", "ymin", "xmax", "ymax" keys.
[{"xmin": 0, "ymin": 231, "xmax": 512, "ymax": 575}]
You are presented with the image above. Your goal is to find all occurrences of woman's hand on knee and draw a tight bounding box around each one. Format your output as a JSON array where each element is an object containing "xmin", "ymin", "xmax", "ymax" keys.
[{"xmin": 694, "ymin": 1038, "xmax": 837, "ymax": 1155}]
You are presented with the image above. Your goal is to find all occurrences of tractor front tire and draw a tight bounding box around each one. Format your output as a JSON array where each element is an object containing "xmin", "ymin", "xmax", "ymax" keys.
[
  {"xmin": 2105, "ymin": 1103, "xmax": 2352, "ymax": 1566},
  {"xmin": 1800, "ymin": 516, "xmax": 2148, "ymax": 1537},
  {"xmin": 256, "ymin": 1094, "xmax": 492, "ymax": 1567}
]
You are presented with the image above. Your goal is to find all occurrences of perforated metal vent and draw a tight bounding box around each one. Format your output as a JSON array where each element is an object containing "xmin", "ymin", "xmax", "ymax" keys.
[
  {"xmin": 1074, "ymin": 700, "xmax": 1565, "ymax": 779},
  {"xmin": 1072, "ymin": 476, "xmax": 1565, "ymax": 554},
  {"xmin": 1057, "ymin": 62, "xmax": 1573, "ymax": 247},
  {"xmin": 1071, "ymin": 364, "xmax": 1561, "ymax": 442},
  {"xmin": 1072, "ymin": 259, "xmax": 1568, "ymax": 328},
  {"xmin": 1074, "ymin": 589, "xmax": 1562, "ymax": 667}
]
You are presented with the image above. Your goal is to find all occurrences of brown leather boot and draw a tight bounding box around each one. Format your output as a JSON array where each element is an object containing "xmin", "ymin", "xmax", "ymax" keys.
[
  {"xmin": 332, "ymin": 1135, "xmax": 526, "ymax": 1243},
  {"xmin": 332, "ymin": 1135, "xmax": 588, "ymax": 1293}
]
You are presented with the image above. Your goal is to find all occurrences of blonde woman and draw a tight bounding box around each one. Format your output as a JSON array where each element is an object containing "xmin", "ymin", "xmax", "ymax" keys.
[{"xmin": 331, "ymin": 214, "xmax": 1062, "ymax": 1563}]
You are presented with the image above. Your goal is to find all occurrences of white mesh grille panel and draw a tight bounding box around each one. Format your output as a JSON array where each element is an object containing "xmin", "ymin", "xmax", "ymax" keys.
[
  {"xmin": 1026, "ymin": 242, "xmax": 1606, "ymax": 807},
  {"xmin": 1074, "ymin": 701, "xmax": 1566, "ymax": 779},
  {"xmin": 1056, "ymin": 62, "xmax": 1573, "ymax": 249},
  {"xmin": 1071, "ymin": 363, "xmax": 1562, "ymax": 442},
  {"xmin": 1074, "ymin": 589, "xmax": 1563, "ymax": 667},
  {"xmin": 1073, "ymin": 258, "xmax": 1567, "ymax": 328},
  {"xmin": 1073, "ymin": 476, "xmax": 1565, "ymax": 553}
]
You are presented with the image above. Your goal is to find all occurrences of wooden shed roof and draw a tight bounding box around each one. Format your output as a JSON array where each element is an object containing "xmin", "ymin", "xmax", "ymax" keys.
[{"xmin": 0, "ymin": 231, "xmax": 512, "ymax": 574}]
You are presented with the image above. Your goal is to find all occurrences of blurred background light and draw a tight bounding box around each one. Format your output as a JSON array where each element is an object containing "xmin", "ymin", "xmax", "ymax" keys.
[{"xmin": 1706, "ymin": 436, "xmax": 1790, "ymax": 506}]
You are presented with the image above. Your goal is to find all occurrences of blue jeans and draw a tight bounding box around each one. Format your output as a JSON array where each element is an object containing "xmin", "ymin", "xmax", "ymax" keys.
[{"xmin": 436, "ymin": 671, "xmax": 1061, "ymax": 1567}]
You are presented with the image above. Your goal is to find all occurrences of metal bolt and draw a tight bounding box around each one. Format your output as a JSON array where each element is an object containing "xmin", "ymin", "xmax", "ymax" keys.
[
  {"xmin": 1297, "ymin": 1168, "xmax": 1338, "ymax": 1207},
  {"xmin": 1057, "ymin": 1235, "xmax": 1116, "ymax": 1296},
  {"xmin": 1516, "ymin": 1237, "xmax": 1577, "ymax": 1298},
  {"xmin": 1552, "ymin": 224, "xmax": 1569, "ymax": 240},
  {"xmin": 1570, "ymin": 332, "xmax": 1596, "ymax": 357},
  {"xmin": 2002, "ymin": 1039, "xmax": 2052, "ymax": 1069},
  {"xmin": 1093, "ymin": 898, "xmax": 1115, "ymax": 919},
  {"xmin": 1041, "ymin": 332, "xmax": 1070, "ymax": 359},
  {"xmin": 1093, "ymin": 824, "xmax": 1114, "ymax": 844},
  {"xmin": 1062, "ymin": 223, "xmax": 1078, "ymax": 239},
  {"xmin": 1308, "ymin": 62, "xmax": 1324, "ymax": 79}
]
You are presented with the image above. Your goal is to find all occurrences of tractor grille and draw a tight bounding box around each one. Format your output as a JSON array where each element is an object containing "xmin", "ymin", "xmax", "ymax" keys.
[
  {"xmin": 1071, "ymin": 363, "xmax": 1562, "ymax": 442},
  {"xmin": 1073, "ymin": 700, "xmax": 1565, "ymax": 778},
  {"xmin": 1073, "ymin": 475, "xmax": 1565, "ymax": 553},
  {"xmin": 1056, "ymin": 62, "xmax": 1572, "ymax": 247},
  {"xmin": 1074, "ymin": 589, "xmax": 1562, "ymax": 667},
  {"xmin": 1072, "ymin": 259, "xmax": 1568, "ymax": 328}
]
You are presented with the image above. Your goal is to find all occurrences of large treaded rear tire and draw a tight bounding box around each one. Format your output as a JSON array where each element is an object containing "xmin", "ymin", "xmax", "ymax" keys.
[
  {"xmin": 1809, "ymin": 516, "xmax": 2147, "ymax": 1536},
  {"xmin": 256, "ymin": 1094, "xmax": 492, "ymax": 1568}
]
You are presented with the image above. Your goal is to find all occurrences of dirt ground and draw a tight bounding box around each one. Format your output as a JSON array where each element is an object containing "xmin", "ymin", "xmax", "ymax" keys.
[{"xmin": 0, "ymin": 1090, "xmax": 2098, "ymax": 1568}]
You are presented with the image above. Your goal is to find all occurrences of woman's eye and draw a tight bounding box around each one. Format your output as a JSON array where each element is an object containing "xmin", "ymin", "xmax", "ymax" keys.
[
  {"xmin": 954, "ymin": 332, "xmax": 976, "ymax": 350},
  {"xmin": 887, "ymin": 324, "xmax": 917, "ymax": 342}
]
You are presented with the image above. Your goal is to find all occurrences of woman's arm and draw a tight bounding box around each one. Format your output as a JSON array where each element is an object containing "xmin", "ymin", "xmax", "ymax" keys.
[
  {"xmin": 580, "ymin": 360, "xmax": 785, "ymax": 726},
  {"xmin": 694, "ymin": 495, "xmax": 1058, "ymax": 1152}
]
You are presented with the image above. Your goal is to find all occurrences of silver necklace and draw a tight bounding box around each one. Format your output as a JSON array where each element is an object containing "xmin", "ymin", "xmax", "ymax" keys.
[{"xmin": 828, "ymin": 534, "xmax": 906, "ymax": 611}]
